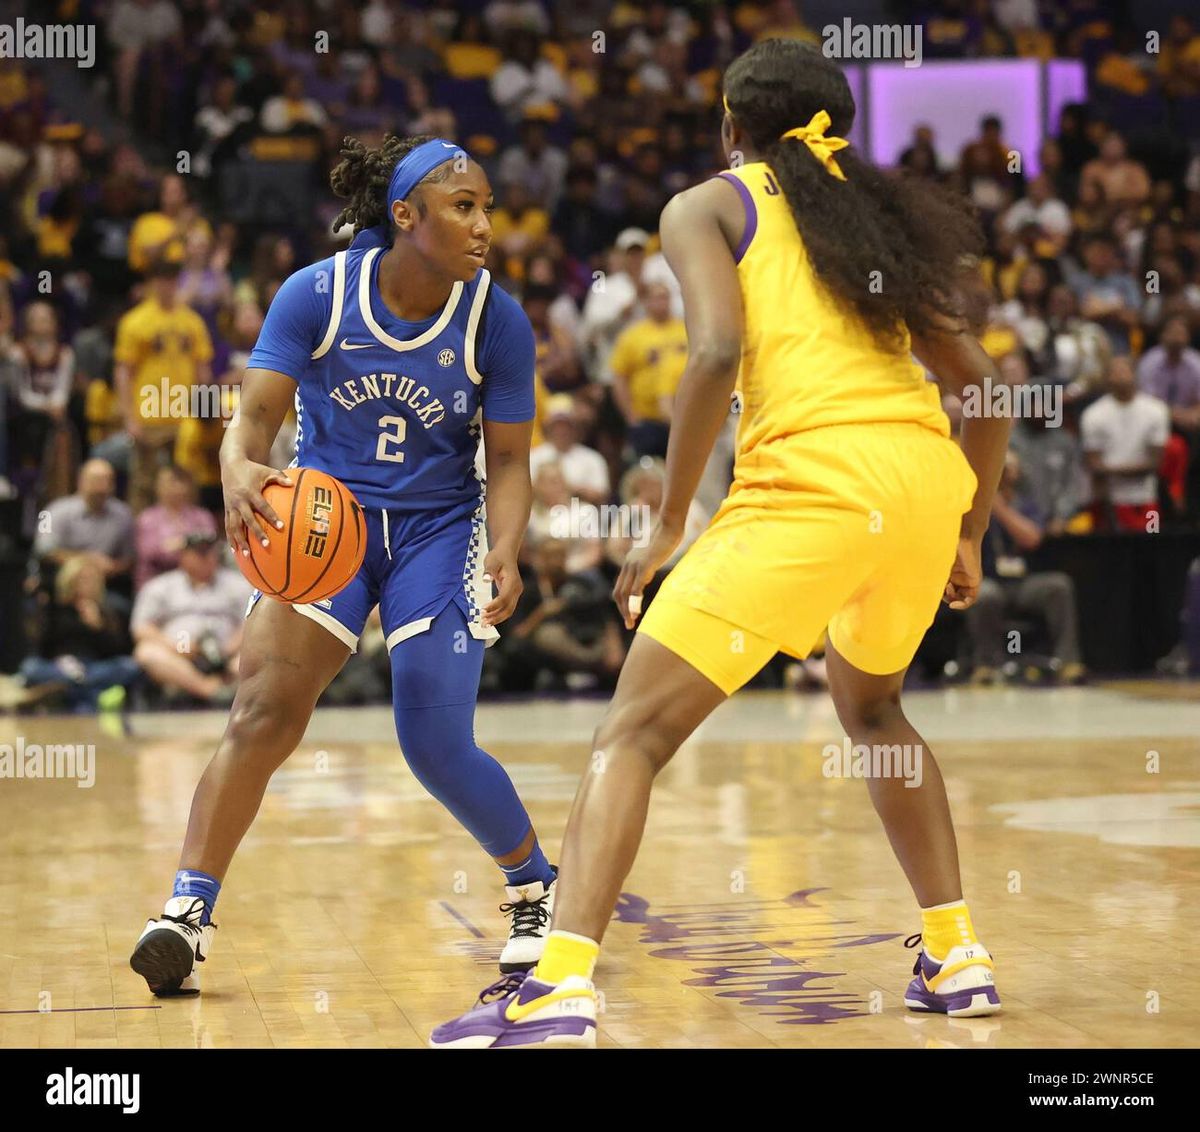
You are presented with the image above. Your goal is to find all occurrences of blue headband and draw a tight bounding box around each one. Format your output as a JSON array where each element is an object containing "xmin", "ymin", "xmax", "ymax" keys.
[{"xmin": 350, "ymin": 137, "xmax": 471, "ymax": 250}]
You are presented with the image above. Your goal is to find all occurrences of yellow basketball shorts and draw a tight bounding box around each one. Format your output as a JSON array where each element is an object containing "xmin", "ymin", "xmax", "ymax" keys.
[{"xmin": 639, "ymin": 422, "xmax": 977, "ymax": 694}]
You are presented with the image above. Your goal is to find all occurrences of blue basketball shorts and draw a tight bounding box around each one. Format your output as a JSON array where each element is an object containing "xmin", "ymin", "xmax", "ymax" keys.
[{"xmin": 246, "ymin": 494, "xmax": 498, "ymax": 653}]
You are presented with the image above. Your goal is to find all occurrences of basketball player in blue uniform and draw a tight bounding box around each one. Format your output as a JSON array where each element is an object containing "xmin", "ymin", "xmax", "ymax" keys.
[{"xmin": 130, "ymin": 136, "xmax": 556, "ymax": 996}]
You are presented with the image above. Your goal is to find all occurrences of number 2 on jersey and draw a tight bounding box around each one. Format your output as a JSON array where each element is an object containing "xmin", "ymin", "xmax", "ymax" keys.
[{"xmin": 376, "ymin": 415, "xmax": 406, "ymax": 463}]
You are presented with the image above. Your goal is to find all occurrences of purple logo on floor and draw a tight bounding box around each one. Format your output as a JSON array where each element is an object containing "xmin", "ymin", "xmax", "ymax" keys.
[{"xmin": 615, "ymin": 888, "xmax": 901, "ymax": 1024}]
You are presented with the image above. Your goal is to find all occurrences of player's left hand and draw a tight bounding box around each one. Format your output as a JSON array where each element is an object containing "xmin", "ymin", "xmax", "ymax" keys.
[{"xmin": 481, "ymin": 547, "xmax": 522, "ymax": 628}]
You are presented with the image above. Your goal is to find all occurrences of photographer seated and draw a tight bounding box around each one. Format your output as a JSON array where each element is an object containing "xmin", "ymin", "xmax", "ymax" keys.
[
  {"xmin": 498, "ymin": 537, "xmax": 625, "ymax": 693},
  {"xmin": 130, "ymin": 532, "xmax": 250, "ymax": 705},
  {"xmin": 965, "ymin": 451, "xmax": 1086, "ymax": 685}
]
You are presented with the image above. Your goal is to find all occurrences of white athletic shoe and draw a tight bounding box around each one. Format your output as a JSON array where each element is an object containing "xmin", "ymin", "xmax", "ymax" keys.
[
  {"xmin": 498, "ymin": 875, "xmax": 556, "ymax": 973},
  {"xmin": 130, "ymin": 896, "xmax": 216, "ymax": 996}
]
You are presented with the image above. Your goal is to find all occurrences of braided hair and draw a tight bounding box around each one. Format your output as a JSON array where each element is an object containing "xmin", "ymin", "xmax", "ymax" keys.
[
  {"xmin": 723, "ymin": 39, "xmax": 984, "ymax": 351},
  {"xmin": 330, "ymin": 133, "xmax": 456, "ymax": 236}
]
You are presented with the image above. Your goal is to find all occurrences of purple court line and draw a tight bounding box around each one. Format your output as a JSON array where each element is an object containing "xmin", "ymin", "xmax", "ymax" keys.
[
  {"xmin": 439, "ymin": 901, "xmax": 485, "ymax": 939},
  {"xmin": 0, "ymin": 1005, "xmax": 161, "ymax": 1014}
]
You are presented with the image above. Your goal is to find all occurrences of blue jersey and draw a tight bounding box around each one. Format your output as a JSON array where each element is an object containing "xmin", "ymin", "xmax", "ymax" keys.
[{"xmin": 247, "ymin": 247, "xmax": 535, "ymax": 513}]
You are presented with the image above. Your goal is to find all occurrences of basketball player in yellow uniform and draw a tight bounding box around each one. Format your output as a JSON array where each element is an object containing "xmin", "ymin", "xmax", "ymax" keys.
[{"xmin": 432, "ymin": 39, "xmax": 1011, "ymax": 1047}]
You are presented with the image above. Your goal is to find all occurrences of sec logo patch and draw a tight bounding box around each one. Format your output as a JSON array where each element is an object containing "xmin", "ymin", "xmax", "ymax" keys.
[{"xmin": 438, "ymin": 348, "xmax": 456, "ymax": 367}]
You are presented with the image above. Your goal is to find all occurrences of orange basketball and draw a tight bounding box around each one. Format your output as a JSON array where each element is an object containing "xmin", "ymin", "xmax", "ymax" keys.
[{"xmin": 237, "ymin": 468, "xmax": 366, "ymax": 604}]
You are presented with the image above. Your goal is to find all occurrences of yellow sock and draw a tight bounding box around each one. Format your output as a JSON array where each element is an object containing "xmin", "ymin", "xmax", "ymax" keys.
[
  {"xmin": 533, "ymin": 930, "xmax": 599, "ymax": 984},
  {"xmin": 920, "ymin": 900, "xmax": 978, "ymax": 961}
]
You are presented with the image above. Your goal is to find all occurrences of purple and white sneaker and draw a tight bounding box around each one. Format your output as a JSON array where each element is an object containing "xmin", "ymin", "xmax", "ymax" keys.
[
  {"xmin": 904, "ymin": 933, "xmax": 1001, "ymax": 1017},
  {"xmin": 430, "ymin": 970, "xmax": 597, "ymax": 1049}
]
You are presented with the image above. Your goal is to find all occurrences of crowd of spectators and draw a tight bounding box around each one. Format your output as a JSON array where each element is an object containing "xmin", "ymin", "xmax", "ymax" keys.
[{"xmin": 3, "ymin": 0, "xmax": 1200, "ymax": 712}]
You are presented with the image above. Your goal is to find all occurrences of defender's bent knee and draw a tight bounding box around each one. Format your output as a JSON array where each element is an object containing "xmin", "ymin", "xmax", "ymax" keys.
[
  {"xmin": 831, "ymin": 687, "xmax": 904, "ymax": 736},
  {"xmin": 593, "ymin": 703, "xmax": 678, "ymax": 774}
]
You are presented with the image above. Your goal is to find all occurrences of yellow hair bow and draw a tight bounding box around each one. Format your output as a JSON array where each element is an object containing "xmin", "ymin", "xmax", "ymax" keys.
[
  {"xmin": 779, "ymin": 110, "xmax": 848, "ymax": 181},
  {"xmin": 722, "ymin": 97, "xmax": 848, "ymax": 182}
]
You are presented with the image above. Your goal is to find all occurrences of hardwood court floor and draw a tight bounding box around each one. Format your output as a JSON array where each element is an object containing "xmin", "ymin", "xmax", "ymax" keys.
[{"xmin": 1, "ymin": 684, "xmax": 1197, "ymax": 1048}]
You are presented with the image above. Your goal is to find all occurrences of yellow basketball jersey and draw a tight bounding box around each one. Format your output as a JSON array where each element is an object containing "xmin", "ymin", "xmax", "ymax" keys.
[{"xmin": 718, "ymin": 162, "xmax": 949, "ymax": 494}]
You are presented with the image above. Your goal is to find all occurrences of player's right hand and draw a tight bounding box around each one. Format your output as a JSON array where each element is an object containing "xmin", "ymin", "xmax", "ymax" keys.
[
  {"xmin": 613, "ymin": 521, "xmax": 682, "ymax": 630},
  {"xmin": 223, "ymin": 461, "xmax": 291, "ymax": 558},
  {"xmin": 943, "ymin": 536, "xmax": 982, "ymax": 610}
]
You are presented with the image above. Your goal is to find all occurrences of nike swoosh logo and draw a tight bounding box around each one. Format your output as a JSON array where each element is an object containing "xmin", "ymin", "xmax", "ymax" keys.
[
  {"xmin": 339, "ymin": 339, "xmax": 371, "ymax": 350},
  {"xmin": 441, "ymin": 142, "xmax": 458, "ymax": 149},
  {"xmin": 504, "ymin": 988, "xmax": 590, "ymax": 1023}
]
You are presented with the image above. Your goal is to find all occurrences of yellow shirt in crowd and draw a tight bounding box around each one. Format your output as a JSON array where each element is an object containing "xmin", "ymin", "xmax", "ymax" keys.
[
  {"xmin": 113, "ymin": 297, "xmax": 213, "ymax": 427},
  {"xmin": 609, "ymin": 317, "xmax": 688, "ymax": 422}
]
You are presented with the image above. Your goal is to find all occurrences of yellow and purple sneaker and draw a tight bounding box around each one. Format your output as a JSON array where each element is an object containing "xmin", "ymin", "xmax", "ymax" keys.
[
  {"xmin": 904, "ymin": 933, "xmax": 1001, "ymax": 1017},
  {"xmin": 430, "ymin": 970, "xmax": 597, "ymax": 1049}
]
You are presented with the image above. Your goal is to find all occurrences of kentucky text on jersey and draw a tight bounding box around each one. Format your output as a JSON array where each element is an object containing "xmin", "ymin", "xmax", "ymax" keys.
[
  {"xmin": 327, "ymin": 372, "xmax": 447, "ymax": 427},
  {"xmin": 246, "ymin": 244, "xmax": 535, "ymax": 514}
]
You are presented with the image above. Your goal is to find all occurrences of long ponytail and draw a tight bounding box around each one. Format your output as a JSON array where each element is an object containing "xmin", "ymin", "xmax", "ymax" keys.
[{"xmin": 724, "ymin": 39, "xmax": 984, "ymax": 351}]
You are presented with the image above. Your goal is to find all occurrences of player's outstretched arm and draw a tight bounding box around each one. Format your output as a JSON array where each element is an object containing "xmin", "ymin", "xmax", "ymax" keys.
[
  {"xmin": 220, "ymin": 367, "xmax": 296, "ymax": 558},
  {"xmin": 612, "ymin": 179, "xmax": 744, "ymax": 628},
  {"xmin": 656, "ymin": 180, "xmax": 744, "ymax": 530}
]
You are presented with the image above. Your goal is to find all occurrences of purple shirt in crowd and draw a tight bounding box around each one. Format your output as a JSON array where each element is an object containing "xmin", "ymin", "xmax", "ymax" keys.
[
  {"xmin": 135, "ymin": 504, "xmax": 219, "ymax": 590},
  {"xmin": 1137, "ymin": 346, "xmax": 1200, "ymax": 409}
]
